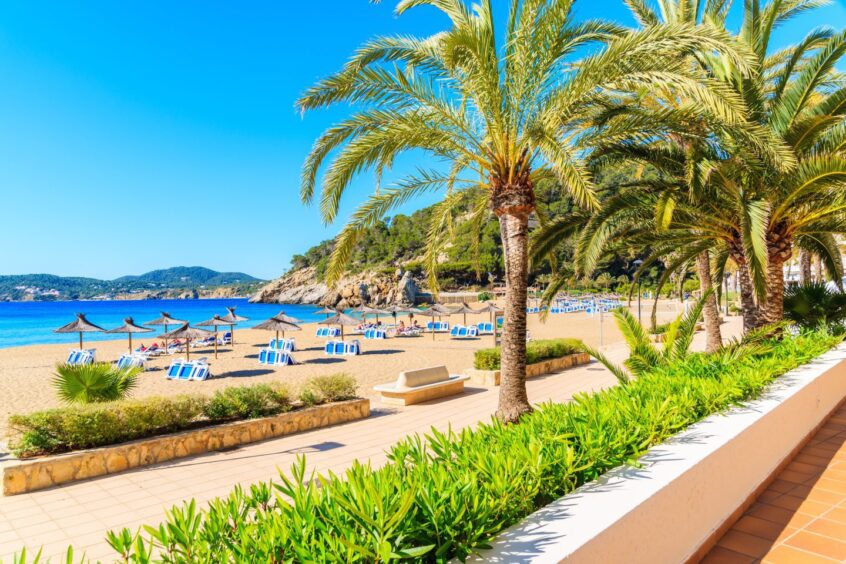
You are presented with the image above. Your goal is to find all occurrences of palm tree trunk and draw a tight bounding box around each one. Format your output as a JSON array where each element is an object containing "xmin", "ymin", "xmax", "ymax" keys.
[
  {"xmin": 695, "ymin": 250, "xmax": 722, "ymax": 352},
  {"xmin": 761, "ymin": 251, "xmax": 788, "ymax": 324},
  {"xmin": 492, "ymin": 170, "xmax": 534, "ymax": 424},
  {"xmin": 800, "ymin": 251, "xmax": 811, "ymax": 283},
  {"xmin": 496, "ymin": 211, "xmax": 532, "ymax": 423},
  {"xmin": 734, "ymin": 257, "xmax": 760, "ymax": 331},
  {"xmin": 814, "ymin": 254, "xmax": 823, "ymax": 282}
]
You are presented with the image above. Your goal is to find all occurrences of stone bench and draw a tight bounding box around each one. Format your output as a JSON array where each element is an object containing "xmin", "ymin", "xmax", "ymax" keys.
[{"xmin": 374, "ymin": 365, "xmax": 469, "ymax": 406}]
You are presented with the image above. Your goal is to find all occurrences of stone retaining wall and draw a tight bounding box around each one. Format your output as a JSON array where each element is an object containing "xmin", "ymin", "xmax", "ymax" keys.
[
  {"xmin": 465, "ymin": 352, "xmax": 591, "ymax": 386},
  {"xmin": 3, "ymin": 398, "xmax": 370, "ymax": 496}
]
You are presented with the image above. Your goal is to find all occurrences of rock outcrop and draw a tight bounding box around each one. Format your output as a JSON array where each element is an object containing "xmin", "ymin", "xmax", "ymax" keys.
[{"xmin": 250, "ymin": 266, "xmax": 421, "ymax": 306}]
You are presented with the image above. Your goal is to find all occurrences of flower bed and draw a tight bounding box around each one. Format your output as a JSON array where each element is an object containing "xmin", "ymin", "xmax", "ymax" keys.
[
  {"xmin": 473, "ymin": 338, "xmax": 583, "ymax": 370},
  {"xmin": 53, "ymin": 330, "xmax": 838, "ymax": 562}
]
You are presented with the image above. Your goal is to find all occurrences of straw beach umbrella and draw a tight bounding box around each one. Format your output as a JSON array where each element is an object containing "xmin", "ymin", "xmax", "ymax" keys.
[
  {"xmin": 106, "ymin": 317, "xmax": 153, "ymax": 353},
  {"xmin": 452, "ymin": 302, "xmax": 482, "ymax": 326},
  {"xmin": 143, "ymin": 312, "xmax": 186, "ymax": 351},
  {"xmin": 197, "ymin": 315, "xmax": 231, "ymax": 358},
  {"xmin": 352, "ymin": 304, "xmax": 391, "ymax": 324},
  {"xmin": 383, "ymin": 304, "xmax": 418, "ymax": 325},
  {"xmin": 315, "ymin": 307, "xmax": 337, "ymax": 319},
  {"xmin": 318, "ymin": 312, "xmax": 360, "ymax": 341},
  {"xmin": 418, "ymin": 307, "xmax": 444, "ymax": 341},
  {"xmin": 159, "ymin": 323, "xmax": 212, "ymax": 361},
  {"xmin": 55, "ymin": 313, "xmax": 105, "ymax": 350},
  {"xmin": 220, "ymin": 306, "xmax": 249, "ymax": 345},
  {"xmin": 272, "ymin": 311, "xmax": 302, "ymax": 324},
  {"xmin": 253, "ymin": 316, "xmax": 302, "ymax": 343}
]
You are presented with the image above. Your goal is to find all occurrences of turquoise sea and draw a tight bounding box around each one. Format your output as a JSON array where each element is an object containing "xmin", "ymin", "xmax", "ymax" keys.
[{"xmin": 0, "ymin": 299, "xmax": 323, "ymax": 349}]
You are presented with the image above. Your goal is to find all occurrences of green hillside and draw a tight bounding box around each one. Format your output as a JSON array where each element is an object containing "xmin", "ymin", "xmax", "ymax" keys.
[{"xmin": 0, "ymin": 267, "xmax": 263, "ymax": 301}]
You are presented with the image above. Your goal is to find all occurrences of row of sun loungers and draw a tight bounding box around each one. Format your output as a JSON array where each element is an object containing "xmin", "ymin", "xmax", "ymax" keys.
[
  {"xmin": 426, "ymin": 321, "xmax": 451, "ymax": 332},
  {"xmin": 315, "ymin": 327, "xmax": 342, "ymax": 338},
  {"xmin": 363, "ymin": 328, "xmax": 387, "ymax": 339},
  {"xmin": 449, "ymin": 325, "xmax": 479, "ymax": 339},
  {"xmin": 166, "ymin": 358, "xmax": 211, "ymax": 381},
  {"xmin": 269, "ymin": 338, "xmax": 296, "ymax": 352},
  {"xmin": 117, "ymin": 353, "xmax": 147, "ymax": 370}
]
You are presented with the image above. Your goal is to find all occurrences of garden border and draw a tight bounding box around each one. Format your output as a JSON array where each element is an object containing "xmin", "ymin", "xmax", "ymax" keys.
[
  {"xmin": 468, "ymin": 344, "xmax": 846, "ymax": 563},
  {"xmin": 465, "ymin": 352, "xmax": 591, "ymax": 386},
  {"xmin": 2, "ymin": 398, "xmax": 370, "ymax": 496}
]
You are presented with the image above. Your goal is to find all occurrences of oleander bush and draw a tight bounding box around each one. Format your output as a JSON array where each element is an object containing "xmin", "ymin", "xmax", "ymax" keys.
[
  {"xmin": 84, "ymin": 330, "xmax": 837, "ymax": 562},
  {"xmin": 52, "ymin": 362, "xmax": 140, "ymax": 404},
  {"xmin": 474, "ymin": 338, "xmax": 583, "ymax": 370},
  {"xmin": 8, "ymin": 376, "xmax": 355, "ymax": 458}
]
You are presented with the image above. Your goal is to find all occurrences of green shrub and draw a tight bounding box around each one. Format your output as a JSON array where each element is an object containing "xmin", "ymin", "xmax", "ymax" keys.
[
  {"xmin": 52, "ymin": 362, "xmax": 140, "ymax": 404},
  {"xmin": 301, "ymin": 373, "xmax": 358, "ymax": 404},
  {"xmin": 203, "ymin": 384, "xmax": 291, "ymax": 420},
  {"xmin": 784, "ymin": 282, "xmax": 846, "ymax": 332},
  {"xmin": 87, "ymin": 331, "xmax": 838, "ymax": 562},
  {"xmin": 474, "ymin": 338, "xmax": 583, "ymax": 370},
  {"xmin": 8, "ymin": 395, "xmax": 205, "ymax": 457},
  {"xmin": 478, "ymin": 291, "xmax": 493, "ymax": 302}
]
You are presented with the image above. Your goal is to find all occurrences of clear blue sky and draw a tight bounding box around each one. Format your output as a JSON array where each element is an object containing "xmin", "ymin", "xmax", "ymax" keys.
[{"xmin": 1, "ymin": 1, "xmax": 844, "ymax": 280}]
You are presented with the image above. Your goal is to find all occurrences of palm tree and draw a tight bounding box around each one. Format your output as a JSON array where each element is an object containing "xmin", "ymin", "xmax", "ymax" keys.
[{"xmin": 297, "ymin": 0, "xmax": 757, "ymax": 422}]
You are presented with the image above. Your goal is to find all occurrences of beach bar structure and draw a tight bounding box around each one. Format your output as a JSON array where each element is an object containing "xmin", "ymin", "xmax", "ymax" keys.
[{"xmin": 54, "ymin": 313, "xmax": 105, "ymax": 349}]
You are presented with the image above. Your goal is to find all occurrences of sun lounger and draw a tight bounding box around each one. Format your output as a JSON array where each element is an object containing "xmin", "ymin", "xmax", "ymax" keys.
[
  {"xmin": 66, "ymin": 349, "xmax": 95, "ymax": 366},
  {"xmin": 374, "ymin": 365, "xmax": 470, "ymax": 406},
  {"xmin": 269, "ymin": 338, "xmax": 296, "ymax": 352},
  {"xmin": 220, "ymin": 332, "xmax": 232, "ymax": 345},
  {"xmin": 449, "ymin": 325, "xmax": 479, "ymax": 339},
  {"xmin": 325, "ymin": 340, "xmax": 360, "ymax": 356},
  {"xmin": 117, "ymin": 353, "xmax": 147, "ymax": 370},
  {"xmin": 395, "ymin": 327, "xmax": 422, "ymax": 337},
  {"xmin": 166, "ymin": 358, "xmax": 210, "ymax": 381},
  {"xmin": 425, "ymin": 321, "xmax": 450, "ymax": 333},
  {"xmin": 363, "ymin": 328, "xmax": 387, "ymax": 339},
  {"xmin": 316, "ymin": 327, "xmax": 342, "ymax": 338},
  {"xmin": 476, "ymin": 322, "xmax": 494, "ymax": 334},
  {"xmin": 259, "ymin": 348, "xmax": 296, "ymax": 366}
]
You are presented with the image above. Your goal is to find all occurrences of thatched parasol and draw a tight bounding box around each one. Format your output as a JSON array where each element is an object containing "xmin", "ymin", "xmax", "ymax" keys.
[
  {"xmin": 452, "ymin": 302, "xmax": 482, "ymax": 326},
  {"xmin": 220, "ymin": 306, "xmax": 249, "ymax": 345},
  {"xmin": 106, "ymin": 317, "xmax": 153, "ymax": 353},
  {"xmin": 143, "ymin": 312, "xmax": 187, "ymax": 350},
  {"xmin": 159, "ymin": 323, "xmax": 212, "ymax": 361},
  {"xmin": 55, "ymin": 313, "xmax": 105, "ymax": 349},
  {"xmin": 352, "ymin": 304, "xmax": 391, "ymax": 324},
  {"xmin": 315, "ymin": 307, "xmax": 337, "ymax": 319},
  {"xmin": 253, "ymin": 316, "xmax": 302, "ymax": 343},
  {"xmin": 418, "ymin": 307, "xmax": 447, "ymax": 341},
  {"xmin": 383, "ymin": 305, "xmax": 419, "ymax": 325},
  {"xmin": 197, "ymin": 315, "xmax": 231, "ymax": 358},
  {"xmin": 272, "ymin": 310, "xmax": 302, "ymax": 324},
  {"xmin": 318, "ymin": 312, "xmax": 361, "ymax": 341}
]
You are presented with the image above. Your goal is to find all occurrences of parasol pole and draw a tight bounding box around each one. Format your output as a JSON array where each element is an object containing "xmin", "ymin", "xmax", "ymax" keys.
[
  {"xmin": 79, "ymin": 332, "xmax": 83, "ymax": 350},
  {"xmin": 186, "ymin": 338, "xmax": 191, "ymax": 361},
  {"xmin": 129, "ymin": 333, "xmax": 133, "ymax": 353},
  {"xmin": 214, "ymin": 330, "xmax": 218, "ymax": 359}
]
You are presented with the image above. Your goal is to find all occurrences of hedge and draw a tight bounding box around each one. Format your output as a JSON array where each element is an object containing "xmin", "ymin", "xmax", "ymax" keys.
[
  {"xmin": 51, "ymin": 331, "xmax": 838, "ymax": 562},
  {"xmin": 8, "ymin": 375, "xmax": 357, "ymax": 458},
  {"xmin": 474, "ymin": 338, "xmax": 584, "ymax": 370}
]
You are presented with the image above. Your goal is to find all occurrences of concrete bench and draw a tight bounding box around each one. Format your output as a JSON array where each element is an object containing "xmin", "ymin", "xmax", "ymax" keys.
[{"xmin": 373, "ymin": 365, "xmax": 469, "ymax": 406}]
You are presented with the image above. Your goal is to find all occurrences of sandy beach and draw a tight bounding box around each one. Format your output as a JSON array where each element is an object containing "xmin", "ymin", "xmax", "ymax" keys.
[{"xmin": 0, "ymin": 300, "xmax": 689, "ymax": 442}]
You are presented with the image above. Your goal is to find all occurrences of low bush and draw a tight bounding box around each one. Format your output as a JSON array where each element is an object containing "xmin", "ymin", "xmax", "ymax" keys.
[
  {"xmin": 8, "ymin": 395, "xmax": 205, "ymax": 457},
  {"xmin": 300, "ymin": 373, "xmax": 357, "ymax": 404},
  {"xmin": 9, "ymin": 376, "xmax": 354, "ymax": 458},
  {"xmin": 474, "ymin": 338, "xmax": 583, "ymax": 370},
  {"xmin": 784, "ymin": 282, "xmax": 846, "ymax": 333},
  {"xmin": 203, "ymin": 384, "xmax": 291, "ymax": 420},
  {"xmin": 478, "ymin": 291, "xmax": 493, "ymax": 302},
  {"xmin": 91, "ymin": 331, "xmax": 838, "ymax": 562}
]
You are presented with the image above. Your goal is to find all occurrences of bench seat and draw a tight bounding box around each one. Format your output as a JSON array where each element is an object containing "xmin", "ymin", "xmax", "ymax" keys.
[{"xmin": 374, "ymin": 365, "xmax": 469, "ymax": 406}]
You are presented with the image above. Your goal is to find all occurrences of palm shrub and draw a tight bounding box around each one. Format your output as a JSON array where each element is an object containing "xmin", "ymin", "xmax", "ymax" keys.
[
  {"xmin": 297, "ymin": 0, "xmax": 756, "ymax": 422},
  {"xmin": 474, "ymin": 338, "xmax": 583, "ymax": 370},
  {"xmin": 784, "ymin": 282, "xmax": 846, "ymax": 333},
  {"xmin": 52, "ymin": 362, "xmax": 140, "ymax": 404}
]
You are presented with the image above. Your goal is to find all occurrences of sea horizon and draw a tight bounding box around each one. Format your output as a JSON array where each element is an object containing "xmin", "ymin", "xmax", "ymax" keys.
[{"xmin": 0, "ymin": 298, "xmax": 323, "ymax": 350}]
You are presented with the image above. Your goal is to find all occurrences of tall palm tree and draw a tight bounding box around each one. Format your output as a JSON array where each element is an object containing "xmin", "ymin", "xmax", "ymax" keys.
[{"xmin": 297, "ymin": 0, "xmax": 756, "ymax": 422}]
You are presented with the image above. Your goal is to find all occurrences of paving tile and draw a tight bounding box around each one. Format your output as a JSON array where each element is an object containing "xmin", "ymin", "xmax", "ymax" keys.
[
  {"xmin": 762, "ymin": 544, "xmax": 838, "ymax": 563},
  {"xmin": 732, "ymin": 516, "xmax": 792, "ymax": 541},
  {"xmin": 700, "ymin": 546, "xmax": 756, "ymax": 564},
  {"xmin": 805, "ymin": 517, "xmax": 846, "ymax": 540},
  {"xmin": 718, "ymin": 530, "xmax": 778, "ymax": 558},
  {"xmin": 785, "ymin": 531, "xmax": 846, "ymax": 561}
]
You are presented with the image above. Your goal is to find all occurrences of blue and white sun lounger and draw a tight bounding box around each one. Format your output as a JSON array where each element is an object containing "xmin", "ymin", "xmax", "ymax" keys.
[
  {"xmin": 316, "ymin": 327, "xmax": 342, "ymax": 338},
  {"xmin": 117, "ymin": 353, "xmax": 147, "ymax": 371},
  {"xmin": 450, "ymin": 325, "xmax": 479, "ymax": 339},
  {"xmin": 426, "ymin": 321, "xmax": 450, "ymax": 332},
  {"xmin": 166, "ymin": 358, "xmax": 210, "ymax": 381},
  {"xmin": 476, "ymin": 322, "xmax": 494, "ymax": 334},
  {"xmin": 259, "ymin": 348, "xmax": 296, "ymax": 366},
  {"xmin": 66, "ymin": 349, "xmax": 95, "ymax": 366},
  {"xmin": 269, "ymin": 338, "xmax": 296, "ymax": 352},
  {"xmin": 363, "ymin": 328, "xmax": 387, "ymax": 339},
  {"xmin": 325, "ymin": 339, "xmax": 361, "ymax": 356}
]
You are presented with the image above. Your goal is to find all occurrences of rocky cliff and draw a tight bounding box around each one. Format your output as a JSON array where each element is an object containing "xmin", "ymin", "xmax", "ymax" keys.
[{"xmin": 250, "ymin": 267, "xmax": 421, "ymax": 308}]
